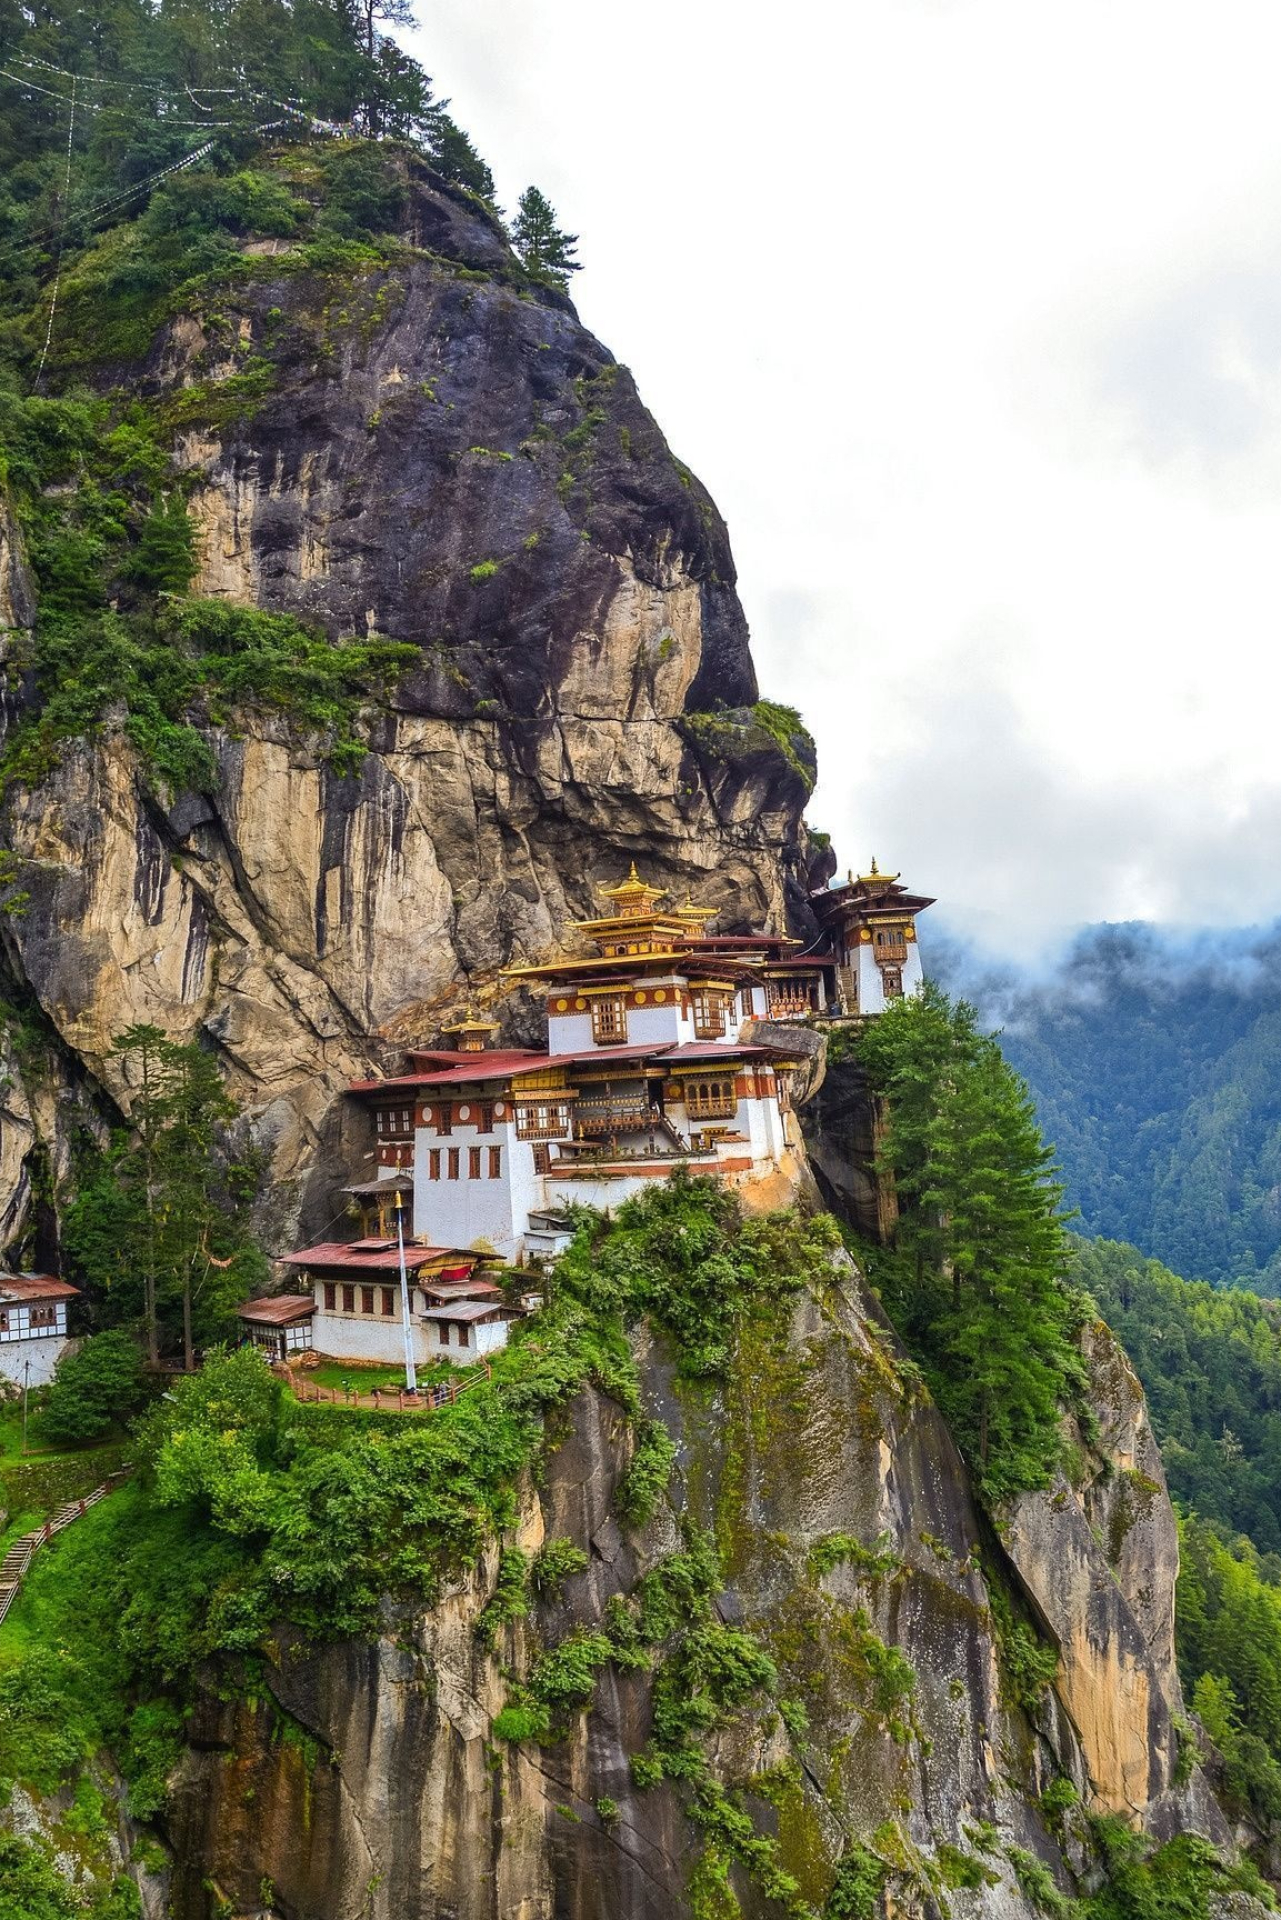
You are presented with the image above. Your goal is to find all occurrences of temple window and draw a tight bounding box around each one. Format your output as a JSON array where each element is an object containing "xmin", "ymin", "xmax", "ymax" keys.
[
  {"xmin": 882, "ymin": 968, "xmax": 904, "ymax": 997},
  {"xmin": 324, "ymin": 1283, "xmax": 337, "ymax": 1311},
  {"xmin": 0, "ymin": 1311, "xmax": 9, "ymax": 1333},
  {"xmin": 439, "ymin": 1323, "xmax": 450, "ymax": 1347},
  {"xmin": 690, "ymin": 990, "xmax": 727, "ymax": 1039},
  {"xmin": 429, "ymin": 1149, "xmax": 441, "ymax": 1180},
  {"xmin": 477, "ymin": 1102, "xmax": 494, "ymax": 1133},
  {"xmin": 591, "ymin": 996, "xmax": 628, "ymax": 1044},
  {"xmin": 686, "ymin": 1076, "xmax": 737, "ymax": 1120},
  {"xmin": 457, "ymin": 1323, "xmax": 470, "ymax": 1348},
  {"xmin": 342, "ymin": 1286, "xmax": 355, "ymax": 1313},
  {"xmin": 361, "ymin": 1286, "xmax": 375, "ymax": 1315},
  {"xmin": 437, "ymin": 1104, "xmax": 453, "ymax": 1135},
  {"xmin": 468, "ymin": 1146, "xmax": 481, "ymax": 1179},
  {"xmin": 516, "ymin": 1102, "xmax": 570, "ymax": 1141},
  {"xmin": 381, "ymin": 1288, "xmax": 395, "ymax": 1317},
  {"xmin": 30, "ymin": 1305, "xmax": 56, "ymax": 1328},
  {"xmin": 488, "ymin": 1146, "xmax": 502, "ymax": 1178},
  {"xmin": 448, "ymin": 1148, "xmax": 460, "ymax": 1180}
]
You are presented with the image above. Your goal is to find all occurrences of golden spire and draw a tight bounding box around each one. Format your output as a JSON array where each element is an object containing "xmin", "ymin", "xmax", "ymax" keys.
[
  {"xmin": 440, "ymin": 1010, "xmax": 500, "ymax": 1052},
  {"xmin": 597, "ymin": 863, "xmax": 667, "ymax": 919},
  {"xmin": 858, "ymin": 857, "xmax": 900, "ymax": 887}
]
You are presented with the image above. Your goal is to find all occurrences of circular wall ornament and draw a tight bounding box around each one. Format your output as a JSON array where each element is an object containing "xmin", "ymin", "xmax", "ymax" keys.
[
  {"xmin": 556, "ymin": 997, "xmax": 569, "ymax": 1011},
  {"xmin": 458, "ymin": 1104, "xmax": 471, "ymax": 1122},
  {"xmin": 421, "ymin": 1106, "xmax": 434, "ymax": 1125},
  {"xmin": 654, "ymin": 989, "xmax": 667, "ymax": 1002},
  {"xmin": 494, "ymin": 1102, "xmax": 507, "ymax": 1118},
  {"xmin": 635, "ymin": 991, "xmax": 647, "ymax": 1004},
  {"xmin": 575, "ymin": 997, "xmax": 587, "ymax": 1010}
]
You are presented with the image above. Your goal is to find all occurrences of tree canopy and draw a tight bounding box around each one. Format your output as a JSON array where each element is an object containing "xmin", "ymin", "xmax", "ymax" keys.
[
  {"xmin": 855, "ymin": 984, "xmax": 1086, "ymax": 1502},
  {"xmin": 62, "ymin": 1025, "xmax": 266, "ymax": 1366},
  {"xmin": 512, "ymin": 185, "xmax": 581, "ymax": 289}
]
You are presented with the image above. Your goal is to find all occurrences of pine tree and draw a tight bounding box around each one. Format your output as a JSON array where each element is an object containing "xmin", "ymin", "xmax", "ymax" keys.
[
  {"xmin": 857, "ymin": 984, "xmax": 1085, "ymax": 1501},
  {"xmin": 512, "ymin": 185, "xmax": 581, "ymax": 289},
  {"xmin": 63, "ymin": 1024, "xmax": 266, "ymax": 1367},
  {"xmin": 428, "ymin": 111, "xmax": 496, "ymax": 200}
]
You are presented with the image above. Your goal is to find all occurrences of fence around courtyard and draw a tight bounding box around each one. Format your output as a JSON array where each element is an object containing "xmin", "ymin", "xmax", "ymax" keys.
[{"xmin": 273, "ymin": 1360, "xmax": 493, "ymax": 1413}]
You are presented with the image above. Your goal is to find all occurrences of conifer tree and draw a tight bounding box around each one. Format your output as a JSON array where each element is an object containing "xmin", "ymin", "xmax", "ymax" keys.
[
  {"xmin": 428, "ymin": 112, "xmax": 496, "ymax": 200},
  {"xmin": 857, "ymin": 983, "xmax": 1085, "ymax": 1500},
  {"xmin": 512, "ymin": 185, "xmax": 581, "ymax": 289},
  {"xmin": 63, "ymin": 1025, "xmax": 266, "ymax": 1367}
]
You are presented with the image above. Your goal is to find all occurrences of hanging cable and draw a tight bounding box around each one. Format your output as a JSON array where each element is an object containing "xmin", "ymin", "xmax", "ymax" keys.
[{"xmin": 32, "ymin": 71, "xmax": 76, "ymax": 392}]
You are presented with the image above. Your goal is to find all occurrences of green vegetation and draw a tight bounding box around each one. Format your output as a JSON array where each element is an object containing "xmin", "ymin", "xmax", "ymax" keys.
[
  {"xmin": 0, "ymin": 1830, "xmax": 139, "ymax": 1920},
  {"xmin": 854, "ymin": 985, "xmax": 1087, "ymax": 1502},
  {"xmin": 63, "ymin": 1024, "xmax": 267, "ymax": 1366},
  {"xmin": 1177, "ymin": 1513, "xmax": 1281, "ymax": 1829},
  {"xmin": 511, "ymin": 186, "xmax": 581, "ymax": 290},
  {"xmin": 680, "ymin": 702, "xmax": 817, "ymax": 791},
  {"xmin": 553, "ymin": 1167, "xmax": 842, "ymax": 1380},
  {"xmin": 41, "ymin": 1331, "xmax": 145, "ymax": 1445},
  {"xmin": 530, "ymin": 1536, "xmax": 589, "ymax": 1598},
  {"xmin": 944, "ymin": 924, "xmax": 1281, "ymax": 1293},
  {"xmin": 616, "ymin": 1417, "xmax": 677, "ymax": 1525},
  {"xmin": 1073, "ymin": 1235, "xmax": 1281, "ymax": 1551},
  {"xmin": 807, "ymin": 1532, "xmax": 899, "ymax": 1580},
  {"xmin": 0, "ymin": 0, "xmax": 525, "ymax": 806}
]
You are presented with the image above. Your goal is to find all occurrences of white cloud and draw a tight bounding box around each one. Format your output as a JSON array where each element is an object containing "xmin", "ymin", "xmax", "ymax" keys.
[{"xmin": 410, "ymin": 0, "xmax": 1281, "ymax": 951}]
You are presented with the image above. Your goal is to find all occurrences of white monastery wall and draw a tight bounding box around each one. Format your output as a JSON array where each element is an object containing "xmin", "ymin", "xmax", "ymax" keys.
[{"xmin": 0, "ymin": 1332, "xmax": 74, "ymax": 1389}]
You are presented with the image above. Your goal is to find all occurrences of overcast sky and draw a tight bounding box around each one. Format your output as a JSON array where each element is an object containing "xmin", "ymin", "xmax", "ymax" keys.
[{"xmin": 411, "ymin": 1, "xmax": 1281, "ymax": 959}]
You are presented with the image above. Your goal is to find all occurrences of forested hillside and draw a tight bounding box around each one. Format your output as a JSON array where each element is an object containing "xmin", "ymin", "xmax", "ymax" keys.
[
  {"xmin": 1074, "ymin": 1237, "xmax": 1281, "ymax": 1835},
  {"xmin": 938, "ymin": 923, "xmax": 1281, "ymax": 1292}
]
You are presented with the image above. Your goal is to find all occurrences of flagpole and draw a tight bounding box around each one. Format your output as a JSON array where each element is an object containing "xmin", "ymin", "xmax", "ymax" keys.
[{"xmin": 395, "ymin": 1177, "xmax": 418, "ymax": 1397}]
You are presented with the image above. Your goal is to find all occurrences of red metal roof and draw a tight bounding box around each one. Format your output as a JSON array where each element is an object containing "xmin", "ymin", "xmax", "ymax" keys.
[
  {"xmin": 280, "ymin": 1243, "xmax": 477, "ymax": 1273},
  {"xmin": 237, "ymin": 1294, "xmax": 316, "ymax": 1325},
  {"xmin": 349, "ymin": 1042, "xmax": 675, "ymax": 1093},
  {"xmin": 0, "ymin": 1273, "xmax": 79, "ymax": 1302}
]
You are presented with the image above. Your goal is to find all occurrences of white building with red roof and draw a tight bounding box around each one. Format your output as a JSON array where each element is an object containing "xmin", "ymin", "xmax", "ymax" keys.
[
  {"xmin": 0, "ymin": 1272, "xmax": 80, "ymax": 1388},
  {"xmin": 343, "ymin": 868, "xmax": 812, "ymax": 1266}
]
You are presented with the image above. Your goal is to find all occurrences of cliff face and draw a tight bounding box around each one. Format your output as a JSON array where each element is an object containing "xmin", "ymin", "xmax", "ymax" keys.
[
  {"xmin": 0, "ymin": 149, "xmax": 1250, "ymax": 1920},
  {"xmin": 0, "ymin": 159, "xmax": 818, "ymax": 1251},
  {"xmin": 158, "ymin": 1263, "xmax": 1221, "ymax": 1920}
]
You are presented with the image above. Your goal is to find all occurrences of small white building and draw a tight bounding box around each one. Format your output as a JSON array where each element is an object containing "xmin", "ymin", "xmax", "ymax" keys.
[
  {"xmin": 0, "ymin": 1273, "xmax": 79, "ymax": 1389},
  {"xmin": 238, "ymin": 1243, "xmax": 517, "ymax": 1369}
]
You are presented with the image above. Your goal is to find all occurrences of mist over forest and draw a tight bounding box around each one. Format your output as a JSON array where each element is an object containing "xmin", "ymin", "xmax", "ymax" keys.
[{"xmin": 931, "ymin": 918, "xmax": 1281, "ymax": 1293}]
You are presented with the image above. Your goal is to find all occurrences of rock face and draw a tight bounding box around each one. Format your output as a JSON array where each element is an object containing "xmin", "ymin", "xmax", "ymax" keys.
[
  {"xmin": 160, "ymin": 1263, "xmax": 1224, "ymax": 1920},
  {"xmin": 0, "ymin": 160, "xmax": 817, "ymax": 1254},
  {"xmin": 1002, "ymin": 1319, "xmax": 1224, "ymax": 1840}
]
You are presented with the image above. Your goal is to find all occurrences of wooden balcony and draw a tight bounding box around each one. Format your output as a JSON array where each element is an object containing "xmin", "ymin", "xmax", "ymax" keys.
[{"xmin": 575, "ymin": 1094, "xmax": 662, "ymax": 1135}]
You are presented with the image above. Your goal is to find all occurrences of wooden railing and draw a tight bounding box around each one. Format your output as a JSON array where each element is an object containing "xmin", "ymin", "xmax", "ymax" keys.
[
  {"xmin": 574, "ymin": 1094, "xmax": 658, "ymax": 1135},
  {"xmin": 274, "ymin": 1362, "xmax": 492, "ymax": 1412},
  {"xmin": 0, "ymin": 1472, "xmax": 130, "ymax": 1628}
]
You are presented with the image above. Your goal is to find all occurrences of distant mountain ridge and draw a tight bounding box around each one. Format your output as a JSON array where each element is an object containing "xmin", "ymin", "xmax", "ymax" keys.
[{"xmin": 934, "ymin": 920, "xmax": 1281, "ymax": 1292}]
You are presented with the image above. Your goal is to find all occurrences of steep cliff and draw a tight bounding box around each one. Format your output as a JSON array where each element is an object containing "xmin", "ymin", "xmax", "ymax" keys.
[
  {"xmin": 0, "ymin": 148, "xmax": 820, "ymax": 1255},
  {"xmin": 154, "ymin": 1259, "xmax": 1226, "ymax": 1920}
]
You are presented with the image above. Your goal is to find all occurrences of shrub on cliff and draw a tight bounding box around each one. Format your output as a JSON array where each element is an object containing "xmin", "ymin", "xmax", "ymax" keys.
[{"xmin": 856, "ymin": 984, "xmax": 1086, "ymax": 1502}]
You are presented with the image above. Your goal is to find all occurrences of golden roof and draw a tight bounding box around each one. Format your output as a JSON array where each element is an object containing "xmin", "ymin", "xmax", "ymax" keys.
[
  {"xmin": 597, "ymin": 862, "xmax": 667, "ymax": 917},
  {"xmin": 853, "ymin": 857, "xmax": 901, "ymax": 887}
]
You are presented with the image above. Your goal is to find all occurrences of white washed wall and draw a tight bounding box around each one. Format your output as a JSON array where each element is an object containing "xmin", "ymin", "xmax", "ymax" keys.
[{"xmin": 0, "ymin": 1332, "xmax": 72, "ymax": 1389}]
